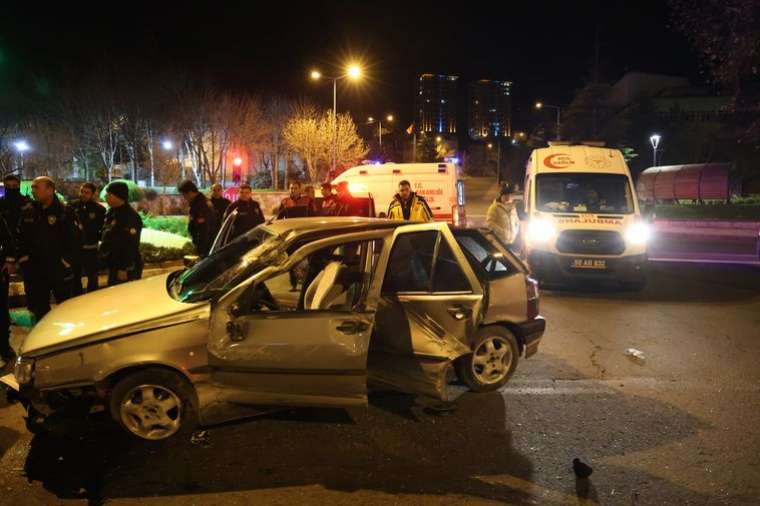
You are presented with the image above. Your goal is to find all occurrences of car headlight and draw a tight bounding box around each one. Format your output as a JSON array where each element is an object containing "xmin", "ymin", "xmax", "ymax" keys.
[
  {"xmin": 14, "ymin": 357, "xmax": 34, "ymax": 385},
  {"xmin": 625, "ymin": 222, "xmax": 651, "ymax": 246},
  {"xmin": 527, "ymin": 218, "xmax": 557, "ymax": 245}
]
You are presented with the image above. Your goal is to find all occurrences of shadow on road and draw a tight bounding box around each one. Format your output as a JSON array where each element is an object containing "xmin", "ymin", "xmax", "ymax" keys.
[
  {"xmin": 543, "ymin": 262, "xmax": 760, "ymax": 303},
  {"xmin": 19, "ymin": 380, "xmax": 723, "ymax": 505}
]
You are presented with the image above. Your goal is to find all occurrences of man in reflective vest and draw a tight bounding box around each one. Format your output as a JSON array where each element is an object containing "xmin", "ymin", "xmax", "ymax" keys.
[{"xmin": 387, "ymin": 180, "xmax": 433, "ymax": 222}]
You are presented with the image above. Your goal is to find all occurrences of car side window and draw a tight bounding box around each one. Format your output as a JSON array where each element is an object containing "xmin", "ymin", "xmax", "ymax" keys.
[
  {"xmin": 432, "ymin": 238, "xmax": 471, "ymax": 292},
  {"xmin": 382, "ymin": 231, "xmax": 437, "ymax": 293},
  {"xmin": 455, "ymin": 233, "xmax": 515, "ymax": 278}
]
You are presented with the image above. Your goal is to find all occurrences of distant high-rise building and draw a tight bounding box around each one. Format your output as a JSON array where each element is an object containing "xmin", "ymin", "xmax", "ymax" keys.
[
  {"xmin": 415, "ymin": 74, "xmax": 458, "ymax": 135},
  {"xmin": 468, "ymin": 80, "xmax": 512, "ymax": 140}
]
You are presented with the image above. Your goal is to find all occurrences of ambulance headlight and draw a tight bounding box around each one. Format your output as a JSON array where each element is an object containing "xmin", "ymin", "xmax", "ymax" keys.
[
  {"xmin": 625, "ymin": 222, "xmax": 651, "ymax": 246},
  {"xmin": 14, "ymin": 357, "xmax": 35, "ymax": 385},
  {"xmin": 527, "ymin": 219, "xmax": 557, "ymax": 244}
]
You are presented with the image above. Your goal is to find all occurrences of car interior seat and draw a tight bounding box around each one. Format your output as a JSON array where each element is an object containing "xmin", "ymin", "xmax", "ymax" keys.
[{"xmin": 305, "ymin": 261, "xmax": 349, "ymax": 310}]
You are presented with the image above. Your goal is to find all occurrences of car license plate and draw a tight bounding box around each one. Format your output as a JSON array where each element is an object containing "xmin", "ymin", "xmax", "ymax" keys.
[{"xmin": 571, "ymin": 258, "xmax": 607, "ymax": 270}]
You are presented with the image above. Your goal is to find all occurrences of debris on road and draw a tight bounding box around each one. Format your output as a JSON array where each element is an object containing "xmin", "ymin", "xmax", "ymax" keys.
[
  {"xmin": 190, "ymin": 430, "xmax": 212, "ymax": 447},
  {"xmin": 624, "ymin": 348, "xmax": 646, "ymax": 363},
  {"xmin": 572, "ymin": 457, "xmax": 594, "ymax": 479}
]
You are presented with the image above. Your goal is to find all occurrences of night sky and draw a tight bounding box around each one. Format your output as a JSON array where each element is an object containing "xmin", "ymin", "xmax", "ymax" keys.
[{"xmin": 2, "ymin": 0, "xmax": 699, "ymax": 132}]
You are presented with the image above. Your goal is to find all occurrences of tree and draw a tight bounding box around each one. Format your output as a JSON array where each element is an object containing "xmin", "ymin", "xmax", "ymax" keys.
[
  {"xmin": 323, "ymin": 111, "xmax": 368, "ymax": 175},
  {"xmin": 283, "ymin": 103, "xmax": 323, "ymax": 182}
]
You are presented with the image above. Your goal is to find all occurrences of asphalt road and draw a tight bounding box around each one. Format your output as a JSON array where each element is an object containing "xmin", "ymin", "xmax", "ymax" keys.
[{"xmin": 0, "ymin": 261, "xmax": 758, "ymax": 505}]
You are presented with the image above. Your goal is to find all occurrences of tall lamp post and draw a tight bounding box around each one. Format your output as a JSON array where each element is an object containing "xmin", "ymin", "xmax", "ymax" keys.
[
  {"xmin": 367, "ymin": 114, "xmax": 394, "ymax": 149},
  {"xmin": 535, "ymin": 101, "xmax": 562, "ymax": 140},
  {"xmin": 310, "ymin": 64, "xmax": 363, "ymax": 174},
  {"xmin": 13, "ymin": 140, "xmax": 30, "ymax": 178},
  {"xmin": 649, "ymin": 134, "xmax": 661, "ymax": 167}
]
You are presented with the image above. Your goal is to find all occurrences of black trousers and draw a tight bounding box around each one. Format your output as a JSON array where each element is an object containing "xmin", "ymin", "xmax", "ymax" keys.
[
  {"xmin": 23, "ymin": 262, "xmax": 72, "ymax": 322},
  {"xmin": 73, "ymin": 248, "xmax": 100, "ymax": 295},
  {"xmin": 0, "ymin": 272, "xmax": 12, "ymax": 360},
  {"xmin": 107, "ymin": 258, "xmax": 144, "ymax": 287}
]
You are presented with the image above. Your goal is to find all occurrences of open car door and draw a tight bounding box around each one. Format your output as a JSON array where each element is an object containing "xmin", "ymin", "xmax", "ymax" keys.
[{"xmin": 205, "ymin": 231, "xmax": 388, "ymax": 411}]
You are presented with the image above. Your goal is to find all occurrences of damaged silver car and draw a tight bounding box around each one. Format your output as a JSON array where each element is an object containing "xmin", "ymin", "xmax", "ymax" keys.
[{"xmin": 2, "ymin": 218, "xmax": 545, "ymax": 441}]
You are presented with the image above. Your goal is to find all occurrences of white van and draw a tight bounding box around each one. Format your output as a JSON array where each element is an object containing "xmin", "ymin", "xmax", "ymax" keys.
[
  {"xmin": 523, "ymin": 143, "xmax": 649, "ymax": 288},
  {"xmin": 332, "ymin": 162, "xmax": 466, "ymax": 225}
]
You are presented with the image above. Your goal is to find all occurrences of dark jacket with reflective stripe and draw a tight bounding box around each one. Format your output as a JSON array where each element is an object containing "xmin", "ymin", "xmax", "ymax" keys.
[{"xmin": 100, "ymin": 204, "xmax": 143, "ymax": 271}]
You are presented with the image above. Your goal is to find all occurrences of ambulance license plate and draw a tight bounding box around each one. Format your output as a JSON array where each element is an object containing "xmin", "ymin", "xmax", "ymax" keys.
[{"xmin": 571, "ymin": 258, "xmax": 607, "ymax": 270}]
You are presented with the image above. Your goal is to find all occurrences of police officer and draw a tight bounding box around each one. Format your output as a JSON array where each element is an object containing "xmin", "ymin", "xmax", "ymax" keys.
[
  {"xmin": 0, "ymin": 174, "xmax": 31, "ymax": 235},
  {"xmin": 17, "ymin": 176, "xmax": 78, "ymax": 322},
  {"xmin": 209, "ymin": 183, "xmax": 231, "ymax": 221},
  {"xmin": 223, "ymin": 183, "xmax": 265, "ymax": 240},
  {"xmin": 70, "ymin": 183, "xmax": 106, "ymax": 293},
  {"xmin": 0, "ymin": 215, "xmax": 16, "ymax": 365},
  {"xmin": 100, "ymin": 181, "xmax": 143, "ymax": 286},
  {"xmin": 178, "ymin": 180, "xmax": 219, "ymax": 257}
]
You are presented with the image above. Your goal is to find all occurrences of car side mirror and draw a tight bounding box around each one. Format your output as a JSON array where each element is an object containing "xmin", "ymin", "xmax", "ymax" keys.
[{"xmin": 183, "ymin": 255, "xmax": 200, "ymax": 268}]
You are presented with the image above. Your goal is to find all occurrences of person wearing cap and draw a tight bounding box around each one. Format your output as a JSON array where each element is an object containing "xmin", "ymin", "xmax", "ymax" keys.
[
  {"xmin": 17, "ymin": 176, "xmax": 78, "ymax": 321},
  {"xmin": 178, "ymin": 179, "xmax": 219, "ymax": 257},
  {"xmin": 486, "ymin": 183, "xmax": 520, "ymax": 246},
  {"xmin": 209, "ymin": 183, "xmax": 231, "ymax": 220},
  {"xmin": 0, "ymin": 174, "xmax": 30, "ymax": 238},
  {"xmin": 100, "ymin": 181, "xmax": 143, "ymax": 286},
  {"xmin": 222, "ymin": 183, "xmax": 264, "ymax": 240},
  {"xmin": 70, "ymin": 182, "xmax": 106, "ymax": 293}
]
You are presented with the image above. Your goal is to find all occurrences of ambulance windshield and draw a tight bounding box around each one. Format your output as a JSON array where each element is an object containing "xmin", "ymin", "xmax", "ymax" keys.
[{"xmin": 536, "ymin": 173, "xmax": 634, "ymax": 214}]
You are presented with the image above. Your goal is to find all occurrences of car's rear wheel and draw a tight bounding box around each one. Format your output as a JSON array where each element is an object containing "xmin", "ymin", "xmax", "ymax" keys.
[
  {"xmin": 109, "ymin": 369, "xmax": 198, "ymax": 441},
  {"xmin": 456, "ymin": 326, "xmax": 519, "ymax": 392}
]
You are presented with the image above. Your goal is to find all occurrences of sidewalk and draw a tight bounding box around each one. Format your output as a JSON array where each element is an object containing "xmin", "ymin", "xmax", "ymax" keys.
[{"xmin": 649, "ymin": 219, "xmax": 760, "ymax": 265}]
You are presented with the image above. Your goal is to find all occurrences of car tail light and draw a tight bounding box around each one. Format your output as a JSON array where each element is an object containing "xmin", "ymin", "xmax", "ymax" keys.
[
  {"xmin": 452, "ymin": 205, "xmax": 467, "ymax": 227},
  {"xmin": 526, "ymin": 276, "xmax": 539, "ymax": 320}
]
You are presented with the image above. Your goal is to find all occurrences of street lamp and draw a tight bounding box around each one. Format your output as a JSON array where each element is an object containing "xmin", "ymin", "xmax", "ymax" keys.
[
  {"xmin": 367, "ymin": 114, "xmax": 394, "ymax": 147},
  {"xmin": 535, "ymin": 101, "xmax": 562, "ymax": 140},
  {"xmin": 13, "ymin": 140, "xmax": 30, "ymax": 178},
  {"xmin": 309, "ymin": 62, "xmax": 364, "ymax": 172},
  {"xmin": 649, "ymin": 134, "xmax": 661, "ymax": 167},
  {"xmin": 161, "ymin": 139, "xmax": 173, "ymax": 151}
]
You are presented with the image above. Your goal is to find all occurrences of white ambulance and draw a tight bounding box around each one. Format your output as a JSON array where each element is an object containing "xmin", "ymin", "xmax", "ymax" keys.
[
  {"xmin": 332, "ymin": 162, "xmax": 466, "ymax": 225},
  {"xmin": 523, "ymin": 143, "xmax": 649, "ymax": 288}
]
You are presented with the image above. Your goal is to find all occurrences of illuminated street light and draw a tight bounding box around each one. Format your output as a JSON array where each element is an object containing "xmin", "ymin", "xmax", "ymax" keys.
[
  {"xmin": 386, "ymin": 114, "xmax": 394, "ymax": 122},
  {"xmin": 309, "ymin": 63, "xmax": 366, "ymax": 172},
  {"xmin": 436, "ymin": 136, "xmax": 443, "ymax": 143},
  {"xmin": 487, "ymin": 142, "xmax": 493, "ymax": 149},
  {"xmin": 650, "ymin": 134, "xmax": 661, "ymax": 167},
  {"xmin": 367, "ymin": 113, "xmax": 394, "ymax": 147},
  {"xmin": 534, "ymin": 100, "xmax": 562, "ymax": 140},
  {"xmin": 161, "ymin": 139, "xmax": 173, "ymax": 151},
  {"xmin": 14, "ymin": 140, "xmax": 30, "ymax": 153}
]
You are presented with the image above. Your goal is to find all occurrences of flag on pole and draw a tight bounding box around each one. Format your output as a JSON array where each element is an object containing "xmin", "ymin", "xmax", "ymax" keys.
[{"xmin": 406, "ymin": 123, "xmax": 414, "ymax": 135}]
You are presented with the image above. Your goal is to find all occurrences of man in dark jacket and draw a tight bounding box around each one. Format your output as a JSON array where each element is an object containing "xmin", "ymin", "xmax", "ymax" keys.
[
  {"xmin": 100, "ymin": 182, "xmax": 143, "ymax": 286},
  {"xmin": 178, "ymin": 180, "xmax": 219, "ymax": 257},
  {"xmin": 70, "ymin": 182, "xmax": 106, "ymax": 293},
  {"xmin": 0, "ymin": 174, "xmax": 31, "ymax": 236},
  {"xmin": 0, "ymin": 215, "xmax": 16, "ymax": 364},
  {"xmin": 210, "ymin": 183, "xmax": 231, "ymax": 220},
  {"xmin": 17, "ymin": 177, "xmax": 78, "ymax": 321},
  {"xmin": 223, "ymin": 184, "xmax": 265, "ymax": 240},
  {"xmin": 277, "ymin": 181, "xmax": 317, "ymax": 219},
  {"xmin": 318, "ymin": 182, "xmax": 341, "ymax": 216}
]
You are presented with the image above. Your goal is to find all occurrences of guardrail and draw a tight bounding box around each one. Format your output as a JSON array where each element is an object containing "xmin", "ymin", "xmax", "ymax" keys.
[{"xmin": 649, "ymin": 219, "xmax": 760, "ymax": 265}]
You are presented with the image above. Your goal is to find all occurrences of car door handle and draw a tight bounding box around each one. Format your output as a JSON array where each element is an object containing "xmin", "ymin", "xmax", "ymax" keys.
[
  {"xmin": 336, "ymin": 320, "xmax": 369, "ymax": 334},
  {"xmin": 447, "ymin": 306, "xmax": 472, "ymax": 321}
]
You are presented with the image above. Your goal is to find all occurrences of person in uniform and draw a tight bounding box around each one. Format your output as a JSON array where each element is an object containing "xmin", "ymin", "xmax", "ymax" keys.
[
  {"xmin": 0, "ymin": 215, "xmax": 16, "ymax": 365},
  {"xmin": 70, "ymin": 183, "xmax": 106, "ymax": 293},
  {"xmin": 100, "ymin": 182, "xmax": 143, "ymax": 286},
  {"xmin": 223, "ymin": 184, "xmax": 265, "ymax": 240},
  {"xmin": 17, "ymin": 176, "xmax": 78, "ymax": 322},
  {"xmin": 0, "ymin": 174, "xmax": 31, "ymax": 237},
  {"xmin": 277, "ymin": 181, "xmax": 316, "ymax": 219},
  {"xmin": 387, "ymin": 180, "xmax": 433, "ymax": 222},
  {"xmin": 335, "ymin": 181, "xmax": 368, "ymax": 217},
  {"xmin": 318, "ymin": 182, "xmax": 341, "ymax": 216},
  {"xmin": 178, "ymin": 180, "xmax": 219, "ymax": 257},
  {"xmin": 209, "ymin": 183, "xmax": 231, "ymax": 221}
]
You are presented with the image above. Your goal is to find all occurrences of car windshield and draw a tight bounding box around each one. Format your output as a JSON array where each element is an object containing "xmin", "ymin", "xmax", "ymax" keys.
[
  {"xmin": 536, "ymin": 173, "xmax": 634, "ymax": 214},
  {"xmin": 169, "ymin": 226, "xmax": 285, "ymax": 302}
]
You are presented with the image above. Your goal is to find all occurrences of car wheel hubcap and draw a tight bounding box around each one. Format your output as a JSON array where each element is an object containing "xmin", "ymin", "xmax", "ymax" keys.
[
  {"xmin": 120, "ymin": 384, "xmax": 182, "ymax": 440},
  {"xmin": 471, "ymin": 336, "xmax": 512, "ymax": 385}
]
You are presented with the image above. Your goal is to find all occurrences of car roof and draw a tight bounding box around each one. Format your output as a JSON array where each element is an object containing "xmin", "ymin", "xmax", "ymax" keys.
[{"xmin": 265, "ymin": 217, "xmax": 409, "ymax": 237}]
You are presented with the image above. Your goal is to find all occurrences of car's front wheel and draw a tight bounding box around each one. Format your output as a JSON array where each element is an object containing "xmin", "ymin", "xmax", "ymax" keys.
[
  {"xmin": 109, "ymin": 369, "xmax": 198, "ymax": 441},
  {"xmin": 456, "ymin": 326, "xmax": 519, "ymax": 392}
]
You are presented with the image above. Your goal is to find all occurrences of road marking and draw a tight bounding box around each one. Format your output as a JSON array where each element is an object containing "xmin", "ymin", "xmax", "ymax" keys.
[{"xmin": 501, "ymin": 377, "xmax": 760, "ymax": 395}]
